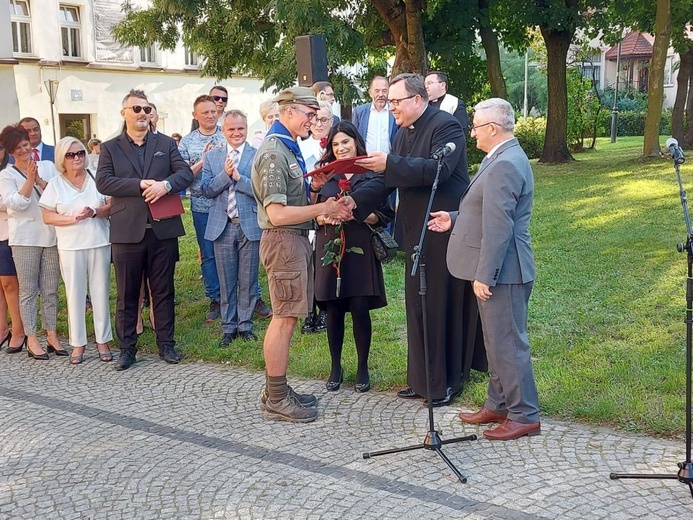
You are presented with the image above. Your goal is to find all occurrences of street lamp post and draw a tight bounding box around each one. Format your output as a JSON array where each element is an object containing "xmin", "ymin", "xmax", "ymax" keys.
[
  {"xmin": 610, "ymin": 42, "xmax": 621, "ymax": 143},
  {"xmin": 44, "ymin": 80, "xmax": 59, "ymax": 145}
]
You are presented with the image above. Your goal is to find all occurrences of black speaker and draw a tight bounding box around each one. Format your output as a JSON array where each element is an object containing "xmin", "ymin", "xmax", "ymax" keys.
[{"xmin": 295, "ymin": 35, "xmax": 328, "ymax": 87}]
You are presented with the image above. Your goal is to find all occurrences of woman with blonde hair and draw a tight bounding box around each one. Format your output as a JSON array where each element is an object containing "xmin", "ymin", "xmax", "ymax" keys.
[
  {"xmin": 0, "ymin": 125, "xmax": 64, "ymax": 360},
  {"xmin": 40, "ymin": 136, "xmax": 113, "ymax": 364},
  {"xmin": 251, "ymin": 100, "xmax": 280, "ymax": 149}
]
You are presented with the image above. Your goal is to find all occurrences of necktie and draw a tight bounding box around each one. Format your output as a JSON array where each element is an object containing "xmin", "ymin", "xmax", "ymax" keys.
[
  {"xmin": 227, "ymin": 149, "xmax": 240, "ymax": 219},
  {"xmin": 32, "ymin": 148, "xmax": 40, "ymax": 161}
]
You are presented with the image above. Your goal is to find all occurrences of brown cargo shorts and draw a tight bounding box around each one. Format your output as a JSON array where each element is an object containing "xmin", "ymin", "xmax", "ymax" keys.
[{"xmin": 260, "ymin": 229, "xmax": 313, "ymax": 318}]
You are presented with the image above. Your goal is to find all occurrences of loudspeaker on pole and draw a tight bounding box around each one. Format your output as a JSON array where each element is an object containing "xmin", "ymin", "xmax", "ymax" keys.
[{"xmin": 295, "ymin": 35, "xmax": 328, "ymax": 87}]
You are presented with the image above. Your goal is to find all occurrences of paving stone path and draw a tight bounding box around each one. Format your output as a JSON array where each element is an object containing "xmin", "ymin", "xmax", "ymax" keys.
[{"xmin": 1, "ymin": 351, "xmax": 692, "ymax": 519}]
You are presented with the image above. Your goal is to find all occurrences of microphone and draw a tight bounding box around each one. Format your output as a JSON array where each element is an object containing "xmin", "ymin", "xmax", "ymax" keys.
[
  {"xmin": 431, "ymin": 142, "xmax": 456, "ymax": 160},
  {"xmin": 665, "ymin": 137, "xmax": 685, "ymax": 164}
]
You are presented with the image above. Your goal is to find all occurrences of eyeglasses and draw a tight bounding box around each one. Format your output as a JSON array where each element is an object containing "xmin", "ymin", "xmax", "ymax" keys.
[
  {"xmin": 64, "ymin": 150, "xmax": 86, "ymax": 160},
  {"xmin": 313, "ymin": 117, "xmax": 331, "ymax": 125},
  {"xmin": 470, "ymin": 121, "xmax": 499, "ymax": 132},
  {"xmin": 123, "ymin": 105, "xmax": 153, "ymax": 114},
  {"xmin": 387, "ymin": 94, "xmax": 417, "ymax": 107},
  {"xmin": 292, "ymin": 106, "xmax": 317, "ymax": 121},
  {"xmin": 212, "ymin": 95, "xmax": 228, "ymax": 103}
]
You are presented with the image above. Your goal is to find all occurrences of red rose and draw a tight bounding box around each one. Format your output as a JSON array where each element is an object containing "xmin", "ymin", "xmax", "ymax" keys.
[
  {"xmin": 338, "ymin": 178, "xmax": 351, "ymax": 193},
  {"xmin": 320, "ymin": 137, "xmax": 328, "ymax": 149}
]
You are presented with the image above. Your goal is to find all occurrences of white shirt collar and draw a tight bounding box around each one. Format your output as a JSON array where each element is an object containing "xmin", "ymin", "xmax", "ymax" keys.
[
  {"xmin": 486, "ymin": 137, "xmax": 514, "ymax": 159},
  {"xmin": 227, "ymin": 142, "xmax": 246, "ymax": 157}
]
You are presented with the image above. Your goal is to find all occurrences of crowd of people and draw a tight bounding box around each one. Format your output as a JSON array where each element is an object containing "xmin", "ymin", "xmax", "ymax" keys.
[{"xmin": 0, "ymin": 73, "xmax": 541, "ymax": 440}]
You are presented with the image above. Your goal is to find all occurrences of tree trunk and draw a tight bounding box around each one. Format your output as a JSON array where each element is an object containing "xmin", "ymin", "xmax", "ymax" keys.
[
  {"xmin": 686, "ymin": 73, "xmax": 693, "ymax": 149},
  {"xmin": 642, "ymin": 0, "xmax": 671, "ymax": 159},
  {"xmin": 671, "ymin": 48, "xmax": 691, "ymax": 144},
  {"xmin": 372, "ymin": 0, "xmax": 427, "ymax": 76},
  {"xmin": 539, "ymin": 26, "xmax": 574, "ymax": 163},
  {"xmin": 478, "ymin": 0, "xmax": 507, "ymax": 99}
]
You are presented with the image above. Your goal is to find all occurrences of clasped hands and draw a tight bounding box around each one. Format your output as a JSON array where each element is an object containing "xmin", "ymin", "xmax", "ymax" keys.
[{"xmin": 140, "ymin": 179, "xmax": 168, "ymax": 203}]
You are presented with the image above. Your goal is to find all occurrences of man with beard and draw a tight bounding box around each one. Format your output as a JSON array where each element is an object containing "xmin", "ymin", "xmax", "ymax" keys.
[{"xmin": 346, "ymin": 73, "xmax": 485, "ymax": 407}]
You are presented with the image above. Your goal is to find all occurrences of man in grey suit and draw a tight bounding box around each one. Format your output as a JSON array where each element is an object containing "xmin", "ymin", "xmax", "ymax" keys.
[
  {"xmin": 428, "ymin": 98, "xmax": 540, "ymax": 440},
  {"xmin": 200, "ymin": 110, "xmax": 262, "ymax": 347}
]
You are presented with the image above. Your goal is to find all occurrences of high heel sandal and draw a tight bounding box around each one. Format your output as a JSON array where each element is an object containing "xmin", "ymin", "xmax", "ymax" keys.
[
  {"xmin": 28, "ymin": 343, "xmax": 49, "ymax": 360},
  {"xmin": 46, "ymin": 342, "xmax": 69, "ymax": 357},
  {"xmin": 97, "ymin": 345, "xmax": 113, "ymax": 362},
  {"xmin": 70, "ymin": 347, "xmax": 85, "ymax": 365},
  {"xmin": 325, "ymin": 368, "xmax": 344, "ymax": 392},
  {"xmin": 0, "ymin": 331, "xmax": 11, "ymax": 349},
  {"xmin": 7, "ymin": 336, "xmax": 27, "ymax": 354}
]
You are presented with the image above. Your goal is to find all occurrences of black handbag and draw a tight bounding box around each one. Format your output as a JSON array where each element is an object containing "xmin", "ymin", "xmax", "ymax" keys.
[{"xmin": 367, "ymin": 224, "xmax": 398, "ymax": 263}]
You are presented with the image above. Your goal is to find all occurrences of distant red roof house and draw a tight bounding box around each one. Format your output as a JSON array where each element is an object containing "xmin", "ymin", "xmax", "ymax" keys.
[{"xmin": 605, "ymin": 31, "xmax": 654, "ymax": 60}]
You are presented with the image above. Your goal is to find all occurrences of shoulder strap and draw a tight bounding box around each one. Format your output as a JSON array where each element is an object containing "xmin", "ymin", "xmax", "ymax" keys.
[{"xmin": 12, "ymin": 165, "xmax": 42, "ymax": 198}]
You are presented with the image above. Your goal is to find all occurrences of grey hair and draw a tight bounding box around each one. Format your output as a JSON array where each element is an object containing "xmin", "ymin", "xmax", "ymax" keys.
[
  {"xmin": 389, "ymin": 73, "xmax": 428, "ymax": 102},
  {"xmin": 221, "ymin": 109, "xmax": 248, "ymax": 124},
  {"xmin": 54, "ymin": 136, "xmax": 87, "ymax": 175},
  {"xmin": 317, "ymin": 100, "xmax": 333, "ymax": 116},
  {"xmin": 122, "ymin": 89, "xmax": 148, "ymax": 106},
  {"xmin": 474, "ymin": 98, "xmax": 515, "ymax": 132}
]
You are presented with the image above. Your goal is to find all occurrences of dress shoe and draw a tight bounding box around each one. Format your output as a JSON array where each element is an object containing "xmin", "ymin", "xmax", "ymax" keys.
[
  {"xmin": 0, "ymin": 331, "xmax": 11, "ymax": 349},
  {"xmin": 47, "ymin": 342, "xmax": 69, "ymax": 356},
  {"xmin": 254, "ymin": 298, "xmax": 272, "ymax": 319},
  {"xmin": 206, "ymin": 300, "xmax": 221, "ymax": 322},
  {"xmin": 354, "ymin": 381, "xmax": 371, "ymax": 393},
  {"xmin": 160, "ymin": 346, "xmax": 181, "ymax": 364},
  {"xmin": 459, "ymin": 408, "xmax": 508, "ymax": 425},
  {"xmin": 238, "ymin": 330, "xmax": 258, "ymax": 341},
  {"xmin": 27, "ymin": 346, "xmax": 49, "ymax": 360},
  {"xmin": 483, "ymin": 419, "xmax": 541, "ymax": 440},
  {"xmin": 114, "ymin": 351, "xmax": 136, "ymax": 371},
  {"xmin": 219, "ymin": 332, "xmax": 238, "ymax": 348},
  {"xmin": 313, "ymin": 310, "xmax": 327, "ymax": 332},
  {"xmin": 7, "ymin": 336, "xmax": 27, "ymax": 354},
  {"xmin": 397, "ymin": 388, "xmax": 422, "ymax": 399},
  {"xmin": 425, "ymin": 386, "xmax": 462, "ymax": 407},
  {"xmin": 301, "ymin": 312, "xmax": 316, "ymax": 334},
  {"xmin": 325, "ymin": 368, "xmax": 343, "ymax": 391}
]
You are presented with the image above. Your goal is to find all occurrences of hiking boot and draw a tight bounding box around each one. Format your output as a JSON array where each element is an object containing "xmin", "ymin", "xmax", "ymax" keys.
[
  {"xmin": 259, "ymin": 385, "xmax": 317, "ymax": 411},
  {"xmin": 206, "ymin": 301, "xmax": 220, "ymax": 322},
  {"xmin": 254, "ymin": 298, "xmax": 272, "ymax": 319},
  {"xmin": 301, "ymin": 311, "xmax": 316, "ymax": 334},
  {"xmin": 313, "ymin": 310, "xmax": 327, "ymax": 333},
  {"xmin": 262, "ymin": 394, "xmax": 319, "ymax": 423}
]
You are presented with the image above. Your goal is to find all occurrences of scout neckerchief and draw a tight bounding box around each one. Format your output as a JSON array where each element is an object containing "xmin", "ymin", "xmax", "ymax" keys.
[{"xmin": 266, "ymin": 120, "xmax": 310, "ymax": 202}]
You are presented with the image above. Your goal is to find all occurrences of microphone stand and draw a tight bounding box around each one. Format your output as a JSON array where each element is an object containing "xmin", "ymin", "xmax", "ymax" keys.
[
  {"xmin": 362, "ymin": 152, "xmax": 476, "ymax": 483},
  {"xmin": 610, "ymin": 153, "xmax": 693, "ymax": 500}
]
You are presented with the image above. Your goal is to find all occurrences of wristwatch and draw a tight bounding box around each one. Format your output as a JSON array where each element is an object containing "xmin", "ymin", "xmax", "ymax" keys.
[{"xmin": 162, "ymin": 180, "xmax": 172, "ymax": 192}]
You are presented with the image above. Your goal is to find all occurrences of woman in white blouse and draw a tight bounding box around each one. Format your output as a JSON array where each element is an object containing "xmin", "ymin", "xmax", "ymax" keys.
[
  {"xmin": 40, "ymin": 137, "xmax": 112, "ymax": 365},
  {"xmin": 0, "ymin": 125, "xmax": 65, "ymax": 360}
]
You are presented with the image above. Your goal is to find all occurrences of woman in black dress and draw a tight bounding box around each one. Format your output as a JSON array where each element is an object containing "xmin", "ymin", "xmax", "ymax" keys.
[{"xmin": 313, "ymin": 121, "xmax": 394, "ymax": 392}]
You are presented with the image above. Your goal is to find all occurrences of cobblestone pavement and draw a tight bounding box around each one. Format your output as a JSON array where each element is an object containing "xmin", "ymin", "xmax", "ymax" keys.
[{"xmin": 1, "ymin": 351, "xmax": 693, "ymax": 520}]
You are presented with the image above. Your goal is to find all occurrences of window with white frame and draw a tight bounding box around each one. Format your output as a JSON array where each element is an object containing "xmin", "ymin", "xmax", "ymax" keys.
[
  {"xmin": 140, "ymin": 44, "xmax": 157, "ymax": 64},
  {"xmin": 10, "ymin": 0, "xmax": 33, "ymax": 54},
  {"xmin": 663, "ymin": 56, "xmax": 674, "ymax": 86},
  {"xmin": 184, "ymin": 47, "xmax": 199, "ymax": 67},
  {"xmin": 59, "ymin": 5, "xmax": 81, "ymax": 58}
]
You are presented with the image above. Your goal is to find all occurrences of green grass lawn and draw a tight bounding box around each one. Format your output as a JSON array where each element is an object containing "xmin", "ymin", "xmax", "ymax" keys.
[{"xmin": 61, "ymin": 136, "xmax": 692, "ymax": 438}]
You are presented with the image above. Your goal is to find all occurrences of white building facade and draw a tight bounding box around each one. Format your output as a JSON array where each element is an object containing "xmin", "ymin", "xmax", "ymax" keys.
[{"xmin": 1, "ymin": 0, "xmax": 274, "ymax": 145}]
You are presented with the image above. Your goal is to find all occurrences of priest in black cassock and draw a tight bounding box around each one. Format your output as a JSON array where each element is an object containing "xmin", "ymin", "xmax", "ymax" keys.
[{"xmin": 346, "ymin": 73, "xmax": 486, "ymax": 406}]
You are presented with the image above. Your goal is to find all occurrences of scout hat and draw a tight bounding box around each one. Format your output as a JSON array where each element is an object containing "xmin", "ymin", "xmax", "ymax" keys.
[{"xmin": 272, "ymin": 87, "xmax": 320, "ymax": 109}]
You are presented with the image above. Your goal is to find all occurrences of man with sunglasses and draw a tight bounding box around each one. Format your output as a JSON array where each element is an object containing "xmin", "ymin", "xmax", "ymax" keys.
[
  {"xmin": 191, "ymin": 85, "xmax": 229, "ymax": 131},
  {"xmin": 251, "ymin": 87, "xmax": 352, "ymax": 422},
  {"xmin": 96, "ymin": 89, "xmax": 194, "ymax": 371},
  {"xmin": 179, "ymin": 95, "xmax": 227, "ymax": 322},
  {"xmin": 348, "ymin": 73, "xmax": 485, "ymax": 408}
]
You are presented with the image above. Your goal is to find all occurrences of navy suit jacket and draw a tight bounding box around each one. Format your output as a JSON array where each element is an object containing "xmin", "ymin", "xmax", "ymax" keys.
[
  {"xmin": 200, "ymin": 144, "xmax": 262, "ymax": 242},
  {"xmin": 96, "ymin": 131, "xmax": 194, "ymax": 243},
  {"xmin": 352, "ymin": 103, "xmax": 398, "ymax": 149}
]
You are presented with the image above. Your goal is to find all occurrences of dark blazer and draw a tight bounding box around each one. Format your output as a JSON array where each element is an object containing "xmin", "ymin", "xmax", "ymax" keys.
[
  {"xmin": 352, "ymin": 103, "xmax": 398, "ymax": 148},
  {"xmin": 447, "ymin": 138, "xmax": 535, "ymax": 285},
  {"xmin": 95, "ymin": 131, "xmax": 194, "ymax": 244},
  {"xmin": 201, "ymin": 144, "xmax": 262, "ymax": 242}
]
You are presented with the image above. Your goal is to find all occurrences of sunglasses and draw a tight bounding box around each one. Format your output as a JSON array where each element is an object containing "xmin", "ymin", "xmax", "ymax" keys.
[
  {"xmin": 212, "ymin": 95, "xmax": 228, "ymax": 103},
  {"xmin": 65, "ymin": 150, "xmax": 86, "ymax": 160},
  {"xmin": 123, "ymin": 105, "xmax": 153, "ymax": 114}
]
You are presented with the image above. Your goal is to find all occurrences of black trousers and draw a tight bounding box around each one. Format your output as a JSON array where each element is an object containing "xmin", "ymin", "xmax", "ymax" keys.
[{"xmin": 112, "ymin": 230, "xmax": 179, "ymax": 353}]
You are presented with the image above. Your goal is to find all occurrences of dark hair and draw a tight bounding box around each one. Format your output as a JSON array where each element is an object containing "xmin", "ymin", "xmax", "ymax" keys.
[
  {"xmin": 427, "ymin": 71, "xmax": 448, "ymax": 85},
  {"xmin": 317, "ymin": 121, "xmax": 367, "ymax": 167},
  {"xmin": 210, "ymin": 85, "xmax": 228, "ymax": 95},
  {"xmin": 149, "ymin": 102, "xmax": 157, "ymax": 112},
  {"xmin": 122, "ymin": 89, "xmax": 148, "ymax": 105},
  {"xmin": 18, "ymin": 117, "xmax": 40, "ymax": 128},
  {"xmin": 0, "ymin": 125, "xmax": 30, "ymax": 155},
  {"xmin": 390, "ymin": 73, "xmax": 428, "ymax": 102},
  {"xmin": 312, "ymin": 81, "xmax": 333, "ymax": 96}
]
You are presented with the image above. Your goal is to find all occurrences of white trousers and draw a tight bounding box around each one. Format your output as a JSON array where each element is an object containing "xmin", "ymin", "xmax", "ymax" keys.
[{"xmin": 59, "ymin": 246, "xmax": 113, "ymax": 346}]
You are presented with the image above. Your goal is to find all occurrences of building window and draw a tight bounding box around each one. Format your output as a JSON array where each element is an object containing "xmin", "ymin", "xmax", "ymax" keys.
[
  {"xmin": 59, "ymin": 5, "xmax": 81, "ymax": 58},
  {"xmin": 140, "ymin": 44, "xmax": 156, "ymax": 64},
  {"xmin": 664, "ymin": 56, "xmax": 674, "ymax": 86},
  {"xmin": 184, "ymin": 47, "xmax": 199, "ymax": 67},
  {"xmin": 10, "ymin": 0, "xmax": 33, "ymax": 54}
]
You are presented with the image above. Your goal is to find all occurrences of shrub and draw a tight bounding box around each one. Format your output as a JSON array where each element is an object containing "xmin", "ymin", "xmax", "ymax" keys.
[{"xmin": 515, "ymin": 116, "xmax": 546, "ymax": 159}]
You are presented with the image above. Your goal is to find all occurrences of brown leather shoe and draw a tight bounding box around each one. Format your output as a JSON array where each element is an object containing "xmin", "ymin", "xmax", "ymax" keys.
[
  {"xmin": 458, "ymin": 408, "xmax": 507, "ymax": 425},
  {"xmin": 483, "ymin": 419, "xmax": 540, "ymax": 440}
]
